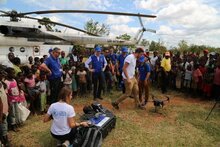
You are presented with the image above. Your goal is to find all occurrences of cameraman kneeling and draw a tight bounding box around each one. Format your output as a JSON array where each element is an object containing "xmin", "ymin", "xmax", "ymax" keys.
[{"xmin": 43, "ymin": 87, "xmax": 89, "ymax": 146}]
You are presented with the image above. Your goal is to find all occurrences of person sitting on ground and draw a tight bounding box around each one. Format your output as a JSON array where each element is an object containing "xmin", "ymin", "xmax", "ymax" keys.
[{"xmin": 43, "ymin": 87, "xmax": 89, "ymax": 147}]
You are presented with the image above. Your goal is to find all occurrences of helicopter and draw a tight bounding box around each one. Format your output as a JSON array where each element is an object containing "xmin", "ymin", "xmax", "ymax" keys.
[
  {"xmin": 0, "ymin": 10, "xmax": 156, "ymax": 46},
  {"xmin": 0, "ymin": 10, "xmax": 156, "ymax": 62}
]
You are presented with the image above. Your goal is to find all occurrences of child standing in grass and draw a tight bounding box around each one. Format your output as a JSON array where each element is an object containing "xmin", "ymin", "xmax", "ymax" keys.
[
  {"xmin": 192, "ymin": 64, "xmax": 202, "ymax": 97},
  {"xmin": 63, "ymin": 65, "xmax": 72, "ymax": 89},
  {"xmin": 36, "ymin": 73, "xmax": 47, "ymax": 114},
  {"xmin": 4, "ymin": 67, "xmax": 20, "ymax": 132},
  {"xmin": 71, "ymin": 65, "xmax": 77, "ymax": 98},
  {"xmin": 203, "ymin": 67, "xmax": 214, "ymax": 98},
  {"xmin": 77, "ymin": 65, "xmax": 87, "ymax": 97},
  {"xmin": 0, "ymin": 69, "xmax": 10, "ymax": 146},
  {"xmin": 184, "ymin": 64, "xmax": 192, "ymax": 92},
  {"xmin": 24, "ymin": 69, "xmax": 39, "ymax": 114},
  {"xmin": 17, "ymin": 72, "xmax": 28, "ymax": 108}
]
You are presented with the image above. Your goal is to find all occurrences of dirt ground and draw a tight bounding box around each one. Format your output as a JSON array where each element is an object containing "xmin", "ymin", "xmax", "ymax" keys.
[{"xmin": 8, "ymin": 89, "xmax": 220, "ymax": 147}]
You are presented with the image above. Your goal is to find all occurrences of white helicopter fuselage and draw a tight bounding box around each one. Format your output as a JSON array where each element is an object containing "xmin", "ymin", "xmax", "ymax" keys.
[{"xmin": 0, "ymin": 18, "xmax": 140, "ymax": 63}]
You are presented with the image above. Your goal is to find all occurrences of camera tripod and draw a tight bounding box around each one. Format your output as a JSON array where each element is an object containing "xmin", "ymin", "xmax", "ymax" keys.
[{"xmin": 205, "ymin": 100, "xmax": 220, "ymax": 121}]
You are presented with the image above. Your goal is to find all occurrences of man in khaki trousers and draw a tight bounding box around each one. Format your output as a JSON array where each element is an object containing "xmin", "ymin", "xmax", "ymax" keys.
[{"xmin": 112, "ymin": 48, "xmax": 144, "ymax": 110}]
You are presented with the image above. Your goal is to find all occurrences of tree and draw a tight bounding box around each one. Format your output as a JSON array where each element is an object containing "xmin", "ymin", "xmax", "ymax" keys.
[
  {"xmin": 140, "ymin": 39, "xmax": 150, "ymax": 49},
  {"xmin": 116, "ymin": 33, "xmax": 131, "ymax": 41},
  {"xmin": 149, "ymin": 40, "xmax": 167, "ymax": 53},
  {"xmin": 178, "ymin": 40, "xmax": 188, "ymax": 52},
  {"xmin": 84, "ymin": 19, "xmax": 110, "ymax": 36},
  {"xmin": 116, "ymin": 33, "xmax": 136, "ymax": 49},
  {"xmin": 38, "ymin": 17, "xmax": 55, "ymax": 32},
  {"xmin": 149, "ymin": 41, "xmax": 157, "ymax": 51}
]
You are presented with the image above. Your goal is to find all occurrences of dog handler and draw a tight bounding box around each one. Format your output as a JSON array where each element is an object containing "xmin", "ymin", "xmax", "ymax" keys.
[{"xmin": 112, "ymin": 48, "xmax": 144, "ymax": 110}]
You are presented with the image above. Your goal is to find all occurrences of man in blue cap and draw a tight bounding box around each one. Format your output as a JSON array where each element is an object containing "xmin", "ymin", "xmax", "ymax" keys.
[
  {"xmin": 85, "ymin": 46, "xmax": 107, "ymax": 100},
  {"xmin": 138, "ymin": 55, "xmax": 151, "ymax": 106},
  {"xmin": 116, "ymin": 46, "xmax": 128, "ymax": 93}
]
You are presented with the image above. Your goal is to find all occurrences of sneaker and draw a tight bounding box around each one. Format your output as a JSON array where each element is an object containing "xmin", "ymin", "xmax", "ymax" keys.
[
  {"xmin": 12, "ymin": 125, "xmax": 20, "ymax": 132},
  {"xmin": 138, "ymin": 104, "xmax": 146, "ymax": 110},
  {"xmin": 98, "ymin": 97, "xmax": 103, "ymax": 100},
  {"xmin": 111, "ymin": 102, "xmax": 119, "ymax": 110},
  {"xmin": 62, "ymin": 140, "xmax": 70, "ymax": 147},
  {"xmin": 141, "ymin": 100, "xmax": 148, "ymax": 107}
]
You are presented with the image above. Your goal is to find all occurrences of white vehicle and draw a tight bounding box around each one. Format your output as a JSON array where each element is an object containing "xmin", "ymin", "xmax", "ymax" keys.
[{"xmin": 0, "ymin": 10, "xmax": 156, "ymax": 63}]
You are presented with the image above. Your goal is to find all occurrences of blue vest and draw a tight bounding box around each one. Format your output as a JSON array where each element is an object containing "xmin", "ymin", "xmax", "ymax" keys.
[{"xmin": 91, "ymin": 55, "xmax": 105, "ymax": 73}]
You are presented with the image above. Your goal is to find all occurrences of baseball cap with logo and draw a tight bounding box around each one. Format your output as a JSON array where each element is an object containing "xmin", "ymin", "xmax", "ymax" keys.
[
  {"xmin": 121, "ymin": 46, "xmax": 128, "ymax": 53},
  {"xmin": 95, "ymin": 46, "xmax": 102, "ymax": 52}
]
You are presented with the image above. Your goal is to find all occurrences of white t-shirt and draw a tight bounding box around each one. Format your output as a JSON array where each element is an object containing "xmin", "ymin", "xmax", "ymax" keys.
[
  {"xmin": 36, "ymin": 81, "xmax": 47, "ymax": 94},
  {"xmin": 184, "ymin": 70, "xmax": 192, "ymax": 81},
  {"xmin": 63, "ymin": 70, "xmax": 72, "ymax": 85},
  {"xmin": 48, "ymin": 102, "xmax": 75, "ymax": 135},
  {"xmin": 150, "ymin": 56, "xmax": 158, "ymax": 67},
  {"xmin": 122, "ymin": 54, "xmax": 136, "ymax": 79}
]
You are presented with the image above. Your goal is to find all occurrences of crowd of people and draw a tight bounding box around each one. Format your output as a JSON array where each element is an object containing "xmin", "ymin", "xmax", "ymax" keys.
[{"xmin": 0, "ymin": 45, "xmax": 220, "ymax": 146}]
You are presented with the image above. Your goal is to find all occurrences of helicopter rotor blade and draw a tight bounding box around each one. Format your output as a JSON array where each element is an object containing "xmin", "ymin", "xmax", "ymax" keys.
[
  {"xmin": 0, "ymin": 10, "xmax": 9, "ymax": 15},
  {"xmin": 138, "ymin": 15, "xmax": 144, "ymax": 28},
  {"xmin": 146, "ymin": 29, "xmax": 156, "ymax": 33},
  {"xmin": 20, "ymin": 10, "xmax": 156, "ymax": 18},
  {"xmin": 24, "ymin": 16, "xmax": 99, "ymax": 36},
  {"xmin": 137, "ymin": 32, "xmax": 144, "ymax": 44}
]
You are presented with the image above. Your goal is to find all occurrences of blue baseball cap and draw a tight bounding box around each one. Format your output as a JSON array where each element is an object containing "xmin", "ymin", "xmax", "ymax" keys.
[
  {"xmin": 95, "ymin": 46, "xmax": 102, "ymax": 52},
  {"xmin": 139, "ymin": 55, "xmax": 145, "ymax": 63},
  {"xmin": 48, "ymin": 48, "xmax": 53, "ymax": 53},
  {"xmin": 121, "ymin": 46, "xmax": 128, "ymax": 53}
]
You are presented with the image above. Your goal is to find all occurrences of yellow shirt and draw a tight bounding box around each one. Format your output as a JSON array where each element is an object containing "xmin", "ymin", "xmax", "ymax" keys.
[
  {"xmin": 13, "ymin": 65, "xmax": 22, "ymax": 76},
  {"xmin": 161, "ymin": 58, "xmax": 171, "ymax": 72}
]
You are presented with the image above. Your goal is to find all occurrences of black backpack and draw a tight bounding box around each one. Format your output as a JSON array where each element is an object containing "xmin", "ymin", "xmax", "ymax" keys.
[{"xmin": 72, "ymin": 126, "xmax": 102, "ymax": 147}]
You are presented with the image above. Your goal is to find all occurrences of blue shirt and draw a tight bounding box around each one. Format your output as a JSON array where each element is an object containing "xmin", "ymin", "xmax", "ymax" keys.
[
  {"xmin": 138, "ymin": 63, "xmax": 151, "ymax": 81},
  {"xmin": 108, "ymin": 53, "xmax": 117, "ymax": 65},
  {"xmin": 44, "ymin": 55, "xmax": 62, "ymax": 80},
  {"xmin": 117, "ymin": 54, "xmax": 127, "ymax": 73}
]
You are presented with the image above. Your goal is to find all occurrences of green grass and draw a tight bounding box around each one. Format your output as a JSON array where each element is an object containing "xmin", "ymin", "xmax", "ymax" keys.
[{"xmin": 9, "ymin": 88, "xmax": 220, "ymax": 147}]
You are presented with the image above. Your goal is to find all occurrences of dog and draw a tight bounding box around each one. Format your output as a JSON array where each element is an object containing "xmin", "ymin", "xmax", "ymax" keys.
[{"xmin": 148, "ymin": 95, "xmax": 170, "ymax": 112}]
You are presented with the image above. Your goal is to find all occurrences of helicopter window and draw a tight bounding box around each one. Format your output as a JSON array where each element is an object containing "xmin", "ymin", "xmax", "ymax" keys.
[
  {"xmin": 9, "ymin": 47, "xmax": 15, "ymax": 52},
  {"xmin": 20, "ymin": 47, "xmax": 25, "ymax": 52},
  {"xmin": 34, "ymin": 47, "xmax": 39, "ymax": 53}
]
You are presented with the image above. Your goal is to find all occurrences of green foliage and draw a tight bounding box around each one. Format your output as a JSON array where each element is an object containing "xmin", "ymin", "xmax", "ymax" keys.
[
  {"xmin": 178, "ymin": 40, "xmax": 189, "ymax": 52},
  {"xmin": 140, "ymin": 39, "xmax": 150, "ymax": 49},
  {"xmin": 84, "ymin": 19, "xmax": 110, "ymax": 36},
  {"xmin": 116, "ymin": 33, "xmax": 135, "ymax": 49},
  {"xmin": 149, "ymin": 40, "xmax": 167, "ymax": 53},
  {"xmin": 116, "ymin": 33, "xmax": 131, "ymax": 41},
  {"xmin": 170, "ymin": 40, "xmax": 220, "ymax": 54}
]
